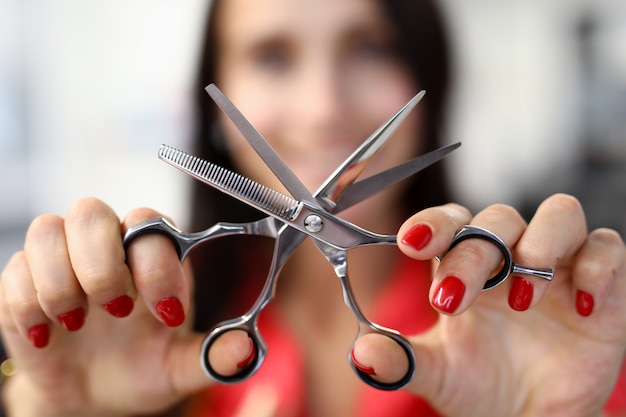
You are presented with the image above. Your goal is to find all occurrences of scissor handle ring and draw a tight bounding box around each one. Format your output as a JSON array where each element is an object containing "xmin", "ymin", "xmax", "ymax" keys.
[
  {"xmin": 447, "ymin": 225, "xmax": 514, "ymax": 290},
  {"xmin": 349, "ymin": 331, "xmax": 415, "ymax": 391},
  {"xmin": 200, "ymin": 319, "xmax": 267, "ymax": 384},
  {"xmin": 123, "ymin": 217, "xmax": 187, "ymax": 260}
]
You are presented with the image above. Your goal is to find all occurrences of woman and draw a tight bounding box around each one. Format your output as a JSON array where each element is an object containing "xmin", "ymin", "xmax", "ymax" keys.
[{"xmin": 1, "ymin": 0, "xmax": 625, "ymax": 416}]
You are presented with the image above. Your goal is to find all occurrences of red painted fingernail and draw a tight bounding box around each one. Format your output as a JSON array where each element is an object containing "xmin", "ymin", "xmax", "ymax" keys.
[
  {"xmin": 58, "ymin": 307, "xmax": 85, "ymax": 332},
  {"xmin": 432, "ymin": 276, "xmax": 465, "ymax": 314},
  {"xmin": 351, "ymin": 349, "xmax": 376, "ymax": 376},
  {"xmin": 156, "ymin": 297, "xmax": 185, "ymax": 327},
  {"xmin": 576, "ymin": 290, "xmax": 594, "ymax": 317},
  {"xmin": 103, "ymin": 295, "xmax": 134, "ymax": 318},
  {"xmin": 401, "ymin": 224, "xmax": 432, "ymax": 251},
  {"xmin": 237, "ymin": 338, "xmax": 256, "ymax": 369},
  {"xmin": 27, "ymin": 323, "xmax": 50, "ymax": 348},
  {"xmin": 508, "ymin": 276, "xmax": 533, "ymax": 311}
]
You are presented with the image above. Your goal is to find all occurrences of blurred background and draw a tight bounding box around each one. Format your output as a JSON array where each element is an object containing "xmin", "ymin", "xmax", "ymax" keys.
[{"xmin": 1, "ymin": 0, "xmax": 625, "ymax": 269}]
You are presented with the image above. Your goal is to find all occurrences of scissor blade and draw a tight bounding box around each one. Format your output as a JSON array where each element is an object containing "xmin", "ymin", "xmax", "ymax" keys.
[
  {"xmin": 159, "ymin": 145, "xmax": 303, "ymax": 221},
  {"xmin": 205, "ymin": 84, "xmax": 317, "ymax": 205},
  {"xmin": 158, "ymin": 145, "xmax": 390, "ymax": 250},
  {"xmin": 332, "ymin": 142, "xmax": 461, "ymax": 213},
  {"xmin": 315, "ymin": 91, "xmax": 426, "ymax": 209}
]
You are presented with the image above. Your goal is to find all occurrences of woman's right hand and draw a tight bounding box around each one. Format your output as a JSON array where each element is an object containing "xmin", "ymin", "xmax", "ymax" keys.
[{"xmin": 0, "ymin": 198, "xmax": 250, "ymax": 417}]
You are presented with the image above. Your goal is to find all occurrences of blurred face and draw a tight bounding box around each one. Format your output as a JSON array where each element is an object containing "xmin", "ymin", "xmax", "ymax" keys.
[{"xmin": 214, "ymin": 0, "xmax": 422, "ymax": 217}]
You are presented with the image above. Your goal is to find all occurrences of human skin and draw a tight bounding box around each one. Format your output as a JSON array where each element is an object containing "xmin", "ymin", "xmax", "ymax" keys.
[{"xmin": 0, "ymin": 0, "xmax": 625, "ymax": 416}]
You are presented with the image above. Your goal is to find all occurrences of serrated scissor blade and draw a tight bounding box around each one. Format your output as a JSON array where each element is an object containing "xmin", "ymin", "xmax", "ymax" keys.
[{"xmin": 159, "ymin": 145, "xmax": 302, "ymax": 221}]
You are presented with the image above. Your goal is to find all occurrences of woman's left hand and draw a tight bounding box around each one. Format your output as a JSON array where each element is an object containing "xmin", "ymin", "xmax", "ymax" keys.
[{"xmin": 356, "ymin": 193, "xmax": 626, "ymax": 417}]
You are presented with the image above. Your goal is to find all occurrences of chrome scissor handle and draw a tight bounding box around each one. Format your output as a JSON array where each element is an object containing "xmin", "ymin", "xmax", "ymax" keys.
[
  {"xmin": 321, "ymin": 245, "xmax": 415, "ymax": 391},
  {"xmin": 348, "ymin": 323, "xmax": 416, "ymax": 391},
  {"xmin": 200, "ymin": 315, "xmax": 268, "ymax": 384},
  {"xmin": 124, "ymin": 217, "xmax": 195, "ymax": 260},
  {"xmin": 200, "ymin": 224, "xmax": 302, "ymax": 384},
  {"xmin": 445, "ymin": 225, "xmax": 554, "ymax": 290},
  {"xmin": 123, "ymin": 217, "xmax": 279, "ymax": 261}
]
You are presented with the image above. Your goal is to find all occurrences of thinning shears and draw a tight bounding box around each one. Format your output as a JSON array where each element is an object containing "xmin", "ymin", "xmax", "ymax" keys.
[{"xmin": 124, "ymin": 84, "xmax": 553, "ymax": 390}]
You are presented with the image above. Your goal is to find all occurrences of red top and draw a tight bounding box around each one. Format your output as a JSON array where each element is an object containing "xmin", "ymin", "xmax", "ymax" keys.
[{"xmin": 183, "ymin": 256, "xmax": 626, "ymax": 417}]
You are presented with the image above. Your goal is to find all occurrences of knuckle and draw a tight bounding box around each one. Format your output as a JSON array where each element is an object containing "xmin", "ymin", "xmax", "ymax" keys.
[
  {"xmin": 3, "ymin": 250, "xmax": 28, "ymax": 273},
  {"xmin": 590, "ymin": 228, "xmax": 624, "ymax": 247},
  {"xmin": 543, "ymin": 193, "xmax": 584, "ymax": 220},
  {"xmin": 37, "ymin": 284, "xmax": 81, "ymax": 312},
  {"xmin": 487, "ymin": 203, "xmax": 517, "ymax": 217},
  {"xmin": 440, "ymin": 203, "xmax": 472, "ymax": 221},
  {"xmin": 134, "ymin": 258, "xmax": 177, "ymax": 283},
  {"xmin": 589, "ymin": 228, "xmax": 626, "ymax": 279},
  {"xmin": 26, "ymin": 214, "xmax": 64, "ymax": 242},
  {"xmin": 482, "ymin": 203, "xmax": 524, "ymax": 225},
  {"xmin": 123, "ymin": 207, "xmax": 165, "ymax": 227},
  {"xmin": 78, "ymin": 267, "xmax": 127, "ymax": 299},
  {"xmin": 7, "ymin": 297, "xmax": 40, "ymax": 319},
  {"xmin": 66, "ymin": 197, "xmax": 115, "ymax": 226}
]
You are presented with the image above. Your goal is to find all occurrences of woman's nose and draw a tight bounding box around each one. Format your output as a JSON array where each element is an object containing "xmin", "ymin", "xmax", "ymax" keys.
[{"xmin": 291, "ymin": 61, "xmax": 350, "ymax": 131}]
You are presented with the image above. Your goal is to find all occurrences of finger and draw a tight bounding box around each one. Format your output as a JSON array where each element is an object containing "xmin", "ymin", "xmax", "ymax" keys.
[
  {"xmin": 65, "ymin": 198, "xmax": 136, "ymax": 318},
  {"xmin": 431, "ymin": 204, "xmax": 527, "ymax": 314},
  {"xmin": 165, "ymin": 331, "xmax": 222, "ymax": 396},
  {"xmin": 122, "ymin": 208, "xmax": 189, "ymax": 327},
  {"xmin": 206, "ymin": 330, "xmax": 256, "ymax": 377},
  {"xmin": 571, "ymin": 228, "xmax": 626, "ymax": 318},
  {"xmin": 0, "ymin": 252, "xmax": 52, "ymax": 349},
  {"xmin": 397, "ymin": 203, "xmax": 473, "ymax": 260},
  {"xmin": 350, "ymin": 331, "xmax": 448, "ymax": 406},
  {"xmin": 25, "ymin": 214, "xmax": 87, "ymax": 332},
  {"xmin": 513, "ymin": 194, "xmax": 588, "ymax": 308},
  {"xmin": 351, "ymin": 333, "xmax": 410, "ymax": 386}
]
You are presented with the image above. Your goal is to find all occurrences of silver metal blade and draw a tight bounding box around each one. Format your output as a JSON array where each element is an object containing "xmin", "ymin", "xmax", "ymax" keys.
[
  {"xmin": 315, "ymin": 91, "xmax": 425, "ymax": 209},
  {"xmin": 158, "ymin": 145, "xmax": 393, "ymax": 250},
  {"xmin": 332, "ymin": 142, "xmax": 461, "ymax": 213},
  {"xmin": 205, "ymin": 84, "xmax": 317, "ymax": 205},
  {"xmin": 159, "ymin": 145, "xmax": 302, "ymax": 221}
]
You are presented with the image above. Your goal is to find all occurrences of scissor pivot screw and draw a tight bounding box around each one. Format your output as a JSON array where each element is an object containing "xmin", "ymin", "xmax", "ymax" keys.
[{"xmin": 304, "ymin": 215, "xmax": 324, "ymax": 232}]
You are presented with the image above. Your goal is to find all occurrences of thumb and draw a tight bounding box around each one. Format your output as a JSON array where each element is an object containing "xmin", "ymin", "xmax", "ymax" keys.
[
  {"xmin": 352, "ymin": 330, "xmax": 444, "ymax": 401},
  {"xmin": 166, "ymin": 329, "xmax": 255, "ymax": 395}
]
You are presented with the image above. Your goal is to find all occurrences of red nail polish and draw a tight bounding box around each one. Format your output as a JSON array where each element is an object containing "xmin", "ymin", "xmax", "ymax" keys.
[
  {"xmin": 156, "ymin": 297, "xmax": 185, "ymax": 327},
  {"xmin": 576, "ymin": 290, "xmax": 594, "ymax": 317},
  {"xmin": 58, "ymin": 307, "xmax": 85, "ymax": 332},
  {"xmin": 508, "ymin": 276, "xmax": 533, "ymax": 311},
  {"xmin": 351, "ymin": 349, "xmax": 376, "ymax": 376},
  {"xmin": 103, "ymin": 295, "xmax": 134, "ymax": 318},
  {"xmin": 237, "ymin": 338, "xmax": 256, "ymax": 369},
  {"xmin": 27, "ymin": 323, "xmax": 50, "ymax": 348},
  {"xmin": 432, "ymin": 276, "xmax": 465, "ymax": 314},
  {"xmin": 401, "ymin": 224, "xmax": 432, "ymax": 251}
]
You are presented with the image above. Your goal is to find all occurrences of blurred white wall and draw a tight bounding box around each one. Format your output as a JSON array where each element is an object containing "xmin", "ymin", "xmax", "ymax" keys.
[
  {"xmin": 1, "ymin": 0, "xmax": 209, "ymax": 264},
  {"xmin": 0, "ymin": 0, "xmax": 29, "ymax": 224},
  {"xmin": 1, "ymin": 0, "xmax": 625, "ymax": 265},
  {"xmin": 21, "ymin": 0, "xmax": 209, "ymax": 222},
  {"xmin": 442, "ymin": 0, "xmax": 626, "ymax": 209}
]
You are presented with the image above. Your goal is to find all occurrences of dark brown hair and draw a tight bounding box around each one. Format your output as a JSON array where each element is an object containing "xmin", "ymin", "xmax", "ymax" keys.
[{"xmin": 188, "ymin": 0, "xmax": 452, "ymax": 331}]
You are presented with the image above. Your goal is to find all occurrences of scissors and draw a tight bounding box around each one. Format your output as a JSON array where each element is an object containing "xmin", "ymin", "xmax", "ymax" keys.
[{"xmin": 124, "ymin": 84, "xmax": 554, "ymax": 390}]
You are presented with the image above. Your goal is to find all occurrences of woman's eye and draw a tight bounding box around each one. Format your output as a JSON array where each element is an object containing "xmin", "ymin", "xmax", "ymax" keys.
[
  {"xmin": 253, "ymin": 45, "xmax": 291, "ymax": 71},
  {"xmin": 353, "ymin": 38, "xmax": 395, "ymax": 61}
]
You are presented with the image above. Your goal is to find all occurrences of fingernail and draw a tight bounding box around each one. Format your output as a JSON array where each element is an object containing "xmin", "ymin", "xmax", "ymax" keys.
[
  {"xmin": 58, "ymin": 307, "xmax": 85, "ymax": 332},
  {"xmin": 351, "ymin": 349, "xmax": 376, "ymax": 376},
  {"xmin": 432, "ymin": 276, "xmax": 465, "ymax": 314},
  {"xmin": 103, "ymin": 295, "xmax": 134, "ymax": 318},
  {"xmin": 508, "ymin": 276, "xmax": 533, "ymax": 311},
  {"xmin": 237, "ymin": 338, "xmax": 256, "ymax": 369},
  {"xmin": 27, "ymin": 323, "xmax": 50, "ymax": 348},
  {"xmin": 401, "ymin": 224, "xmax": 432, "ymax": 251},
  {"xmin": 576, "ymin": 290, "xmax": 594, "ymax": 317},
  {"xmin": 156, "ymin": 296, "xmax": 185, "ymax": 327}
]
